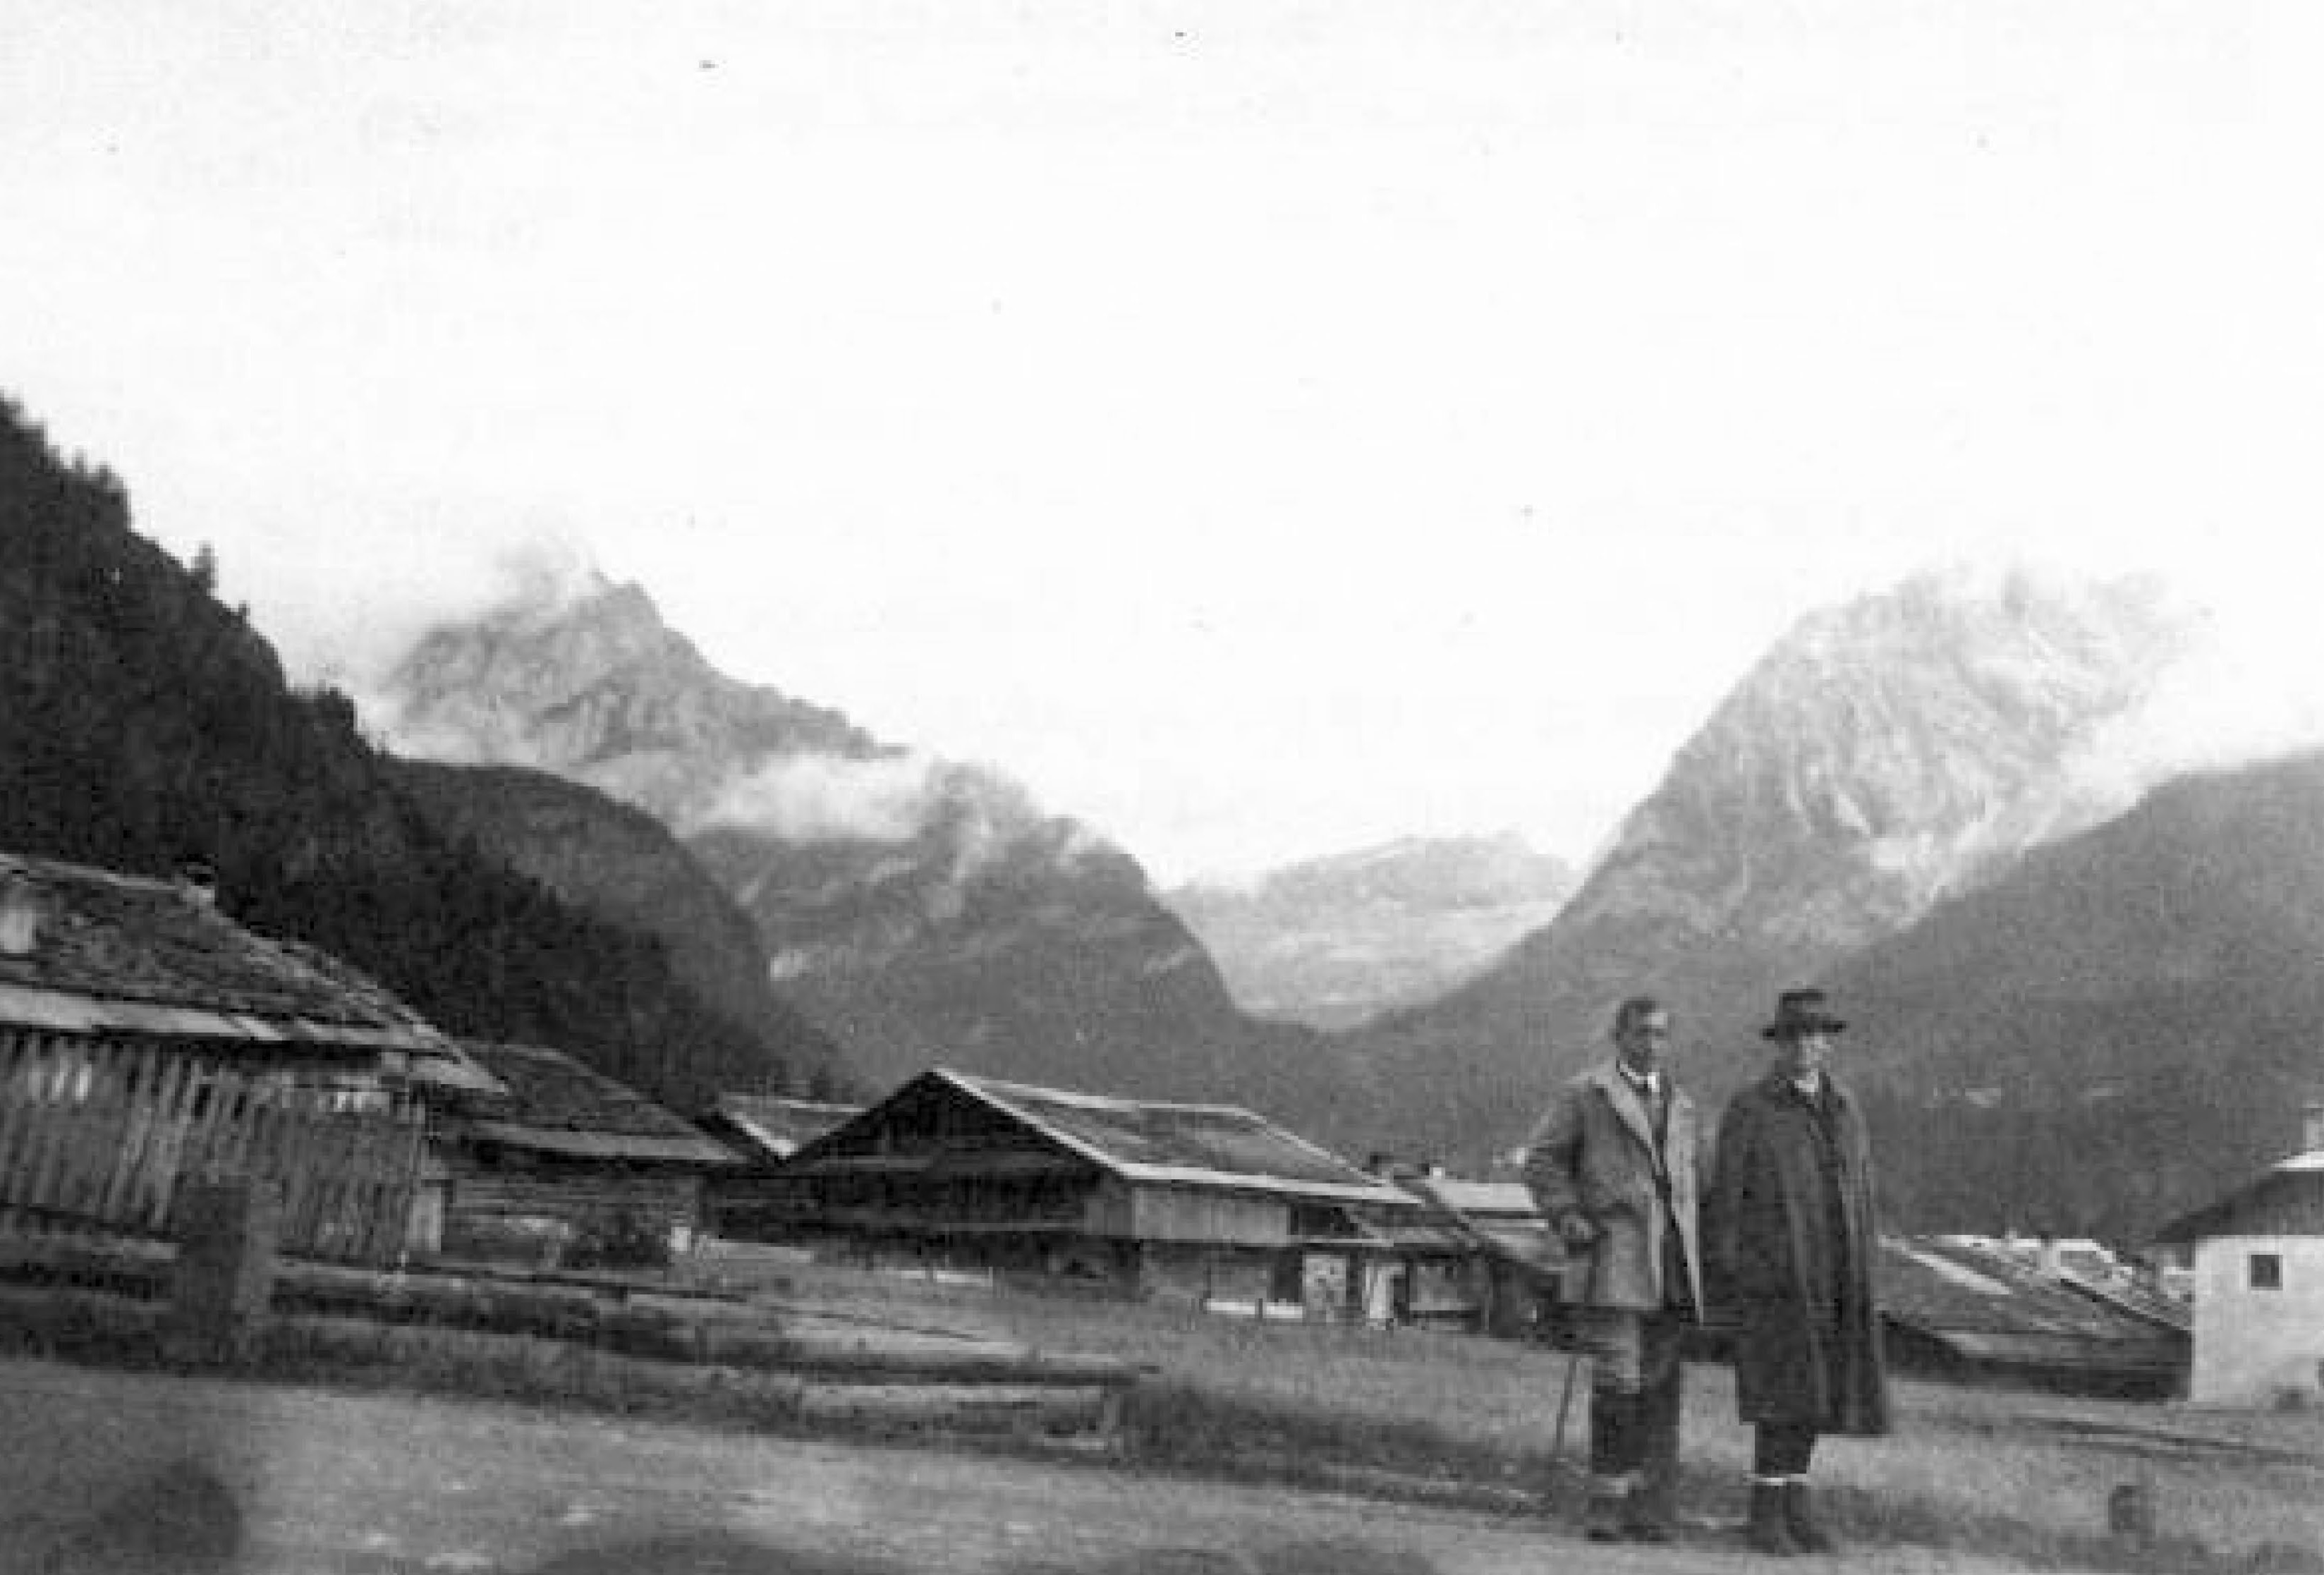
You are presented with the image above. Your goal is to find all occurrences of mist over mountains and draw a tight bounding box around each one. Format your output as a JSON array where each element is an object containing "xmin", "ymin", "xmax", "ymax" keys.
[
  {"xmin": 1342, "ymin": 568, "xmax": 2202, "ymax": 1167},
  {"xmin": 379, "ymin": 559, "xmax": 2294, "ymax": 1244},
  {"xmin": 0, "ymin": 396, "xmax": 832, "ymax": 1112},
  {"xmin": 17, "ymin": 376, "xmax": 2324, "ymax": 1246},
  {"xmin": 379, "ymin": 571, "xmax": 1372, "ymax": 1131}
]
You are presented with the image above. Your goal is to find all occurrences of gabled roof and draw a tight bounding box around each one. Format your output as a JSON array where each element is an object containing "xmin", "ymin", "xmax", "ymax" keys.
[
  {"xmin": 950, "ymin": 1070, "xmax": 1418, "ymax": 1205},
  {"xmin": 711, "ymin": 1093, "xmax": 864, "ymax": 1162},
  {"xmin": 455, "ymin": 1041, "xmax": 739, "ymax": 1167},
  {"xmin": 799, "ymin": 1068, "xmax": 1419, "ymax": 1208},
  {"xmin": 2153, "ymin": 1151, "xmax": 2324, "ymax": 1244},
  {"xmin": 0, "ymin": 852, "xmax": 463, "ymax": 1070}
]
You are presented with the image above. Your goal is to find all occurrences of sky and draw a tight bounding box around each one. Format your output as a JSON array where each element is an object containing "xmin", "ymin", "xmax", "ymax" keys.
[{"xmin": 6, "ymin": 1, "xmax": 2323, "ymax": 882}]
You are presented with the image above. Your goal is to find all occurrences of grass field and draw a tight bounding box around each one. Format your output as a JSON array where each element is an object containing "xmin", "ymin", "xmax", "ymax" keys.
[
  {"xmin": 724, "ymin": 1257, "xmax": 2324, "ymax": 1574},
  {"xmin": 6, "ymin": 1243, "xmax": 2320, "ymax": 1572}
]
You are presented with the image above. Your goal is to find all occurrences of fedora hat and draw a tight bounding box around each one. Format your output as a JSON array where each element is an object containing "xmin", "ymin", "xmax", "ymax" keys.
[{"xmin": 1762, "ymin": 987, "xmax": 1846, "ymax": 1040}]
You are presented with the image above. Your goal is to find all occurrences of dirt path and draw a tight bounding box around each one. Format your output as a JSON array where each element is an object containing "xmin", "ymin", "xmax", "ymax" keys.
[{"xmin": 0, "ymin": 1357, "xmax": 2036, "ymax": 1574}]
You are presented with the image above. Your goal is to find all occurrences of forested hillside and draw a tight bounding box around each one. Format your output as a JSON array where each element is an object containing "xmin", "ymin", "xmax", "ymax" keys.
[
  {"xmin": 1833, "ymin": 750, "xmax": 2324, "ymax": 1241},
  {"xmin": 0, "ymin": 394, "xmax": 838, "ymax": 1111}
]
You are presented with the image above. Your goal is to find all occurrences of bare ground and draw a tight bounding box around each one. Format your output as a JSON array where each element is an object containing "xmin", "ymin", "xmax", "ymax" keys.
[{"xmin": 0, "ymin": 1356, "xmax": 2037, "ymax": 1575}]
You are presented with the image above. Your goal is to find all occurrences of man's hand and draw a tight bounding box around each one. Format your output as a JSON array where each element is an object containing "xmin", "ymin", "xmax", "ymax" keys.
[{"xmin": 1557, "ymin": 1212, "xmax": 1598, "ymax": 1246}]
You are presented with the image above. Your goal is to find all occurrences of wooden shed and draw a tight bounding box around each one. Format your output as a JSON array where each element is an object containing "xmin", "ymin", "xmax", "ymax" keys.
[
  {"xmin": 748, "ymin": 1067, "xmax": 1444, "ymax": 1319},
  {"xmin": 0, "ymin": 852, "xmax": 493, "ymax": 1265},
  {"xmin": 415, "ymin": 1040, "xmax": 741, "ymax": 1267}
]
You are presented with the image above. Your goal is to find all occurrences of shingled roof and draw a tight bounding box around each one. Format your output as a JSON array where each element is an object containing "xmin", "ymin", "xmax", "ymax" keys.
[
  {"xmin": 0, "ymin": 851, "xmax": 464, "ymax": 1069},
  {"xmin": 455, "ymin": 1041, "xmax": 740, "ymax": 1167},
  {"xmin": 791, "ymin": 1068, "xmax": 1418, "ymax": 1207},
  {"xmin": 1877, "ymin": 1236, "xmax": 2186, "ymax": 1386}
]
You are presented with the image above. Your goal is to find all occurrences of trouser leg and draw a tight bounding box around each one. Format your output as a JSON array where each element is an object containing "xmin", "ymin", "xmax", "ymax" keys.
[
  {"xmin": 1588, "ymin": 1383, "xmax": 1638, "ymax": 1482},
  {"xmin": 1585, "ymin": 1385, "xmax": 1637, "ymax": 1538},
  {"xmin": 1575, "ymin": 1308, "xmax": 1645, "ymax": 1539},
  {"xmin": 1752, "ymin": 1423, "xmax": 1818, "ymax": 1478},
  {"xmin": 1626, "ymin": 1311, "xmax": 1686, "ymax": 1535},
  {"xmin": 1749, "ymin": 1424, "xmax": 1830, "ymax": 1555}
]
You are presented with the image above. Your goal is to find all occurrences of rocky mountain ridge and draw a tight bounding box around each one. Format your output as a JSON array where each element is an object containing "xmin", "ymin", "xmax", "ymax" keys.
[
  {"xmin": 1167, "ymin": 834, "xmax": 1576, "ymax": 1029},
  {"xmin": 379, "ymin": 574, "xmax": 1370, "ymax": 1129},
  {"xmin": 1344, "ymin": 568, "xmax": 2198, "ymax": 1164}
]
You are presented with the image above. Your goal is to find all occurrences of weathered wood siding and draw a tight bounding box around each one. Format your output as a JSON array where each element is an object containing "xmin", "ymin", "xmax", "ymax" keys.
[
  {"xmin": 438, "ymin": 1161, "xmax": 703, "ymax": 1262},
  {"xmin": 0, "ymin": 1028, "xmax": 421, "ymax": 1265},
  {"xmin": 1136, "ymin": 1240, "xmax": 1281, "ymax": 1307},
  {"xmin": 1114, "ymin": 1182, "xmax": 1290, "ymax": 1246}
]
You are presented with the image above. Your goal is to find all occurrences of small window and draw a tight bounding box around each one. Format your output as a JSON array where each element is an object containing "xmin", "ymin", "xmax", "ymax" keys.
[{"xmin": 2249, "ymin": 1253, "xmax": 2284, "ymax": 1291}]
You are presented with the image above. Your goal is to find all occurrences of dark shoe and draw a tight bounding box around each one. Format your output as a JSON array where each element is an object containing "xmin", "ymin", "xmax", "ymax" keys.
[
  {"xmin": 1784, "ymin": 1482, "xmax": 1838, "ymax": 1554},
  {"xmin": 1584, "ymin": 1493, "xmax": 1628, "ymax": 1543},
  {"xmin": 1746, "ymin": 1483, "xmax": 1802, "ymax": 1557}
]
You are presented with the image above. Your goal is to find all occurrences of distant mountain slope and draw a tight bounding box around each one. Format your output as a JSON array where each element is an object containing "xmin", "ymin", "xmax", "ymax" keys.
[
  {"xmin": 1345, "ymin": 569, "xmax": 2195, "ymax": 1164},
  {"xmin": 0, "ymin": 393, "xmax": 821, "ymax": 1112},
  {"xmin": 389, "ymin": 760, "xmax": 851, "ymax": 1098},
  {"xmin": 1168, "ymin": 834, "xmax": 1575, "ymax": 1028},
  {"xmin": 380, "ymin": 574, "xmax": 1373, "ymax": 1131},
  {"xmin": 1830, "ymin": 748, "xmax": 2324, "ymax": 1242}
]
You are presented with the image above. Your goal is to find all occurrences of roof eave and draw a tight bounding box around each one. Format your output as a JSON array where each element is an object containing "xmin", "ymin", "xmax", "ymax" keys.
[{"xmin": 0, "ymin": 980, "xmax": 447, "ymax": 1055}]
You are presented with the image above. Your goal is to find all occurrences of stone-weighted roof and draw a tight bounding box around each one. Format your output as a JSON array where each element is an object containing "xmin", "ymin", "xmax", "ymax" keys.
[
  {"xmin": 456, "ymin": 1040, "xmax": 739, "ymax": 1167},
  {"xmin": 0, "ymin": 851, "xmax": 448, "ymax": 1055}
]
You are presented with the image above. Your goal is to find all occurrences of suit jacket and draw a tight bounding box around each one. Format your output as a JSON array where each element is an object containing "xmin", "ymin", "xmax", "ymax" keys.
[{"xmin": 1522, "ymin": 1061, "xmax": 1705, "ymax": 1315}]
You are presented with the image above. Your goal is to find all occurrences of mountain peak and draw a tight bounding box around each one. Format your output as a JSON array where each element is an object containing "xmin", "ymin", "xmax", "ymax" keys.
[
  {"xmin": 382, "ymin": 566, "xmax": 871, "ymax": 819},
  {"xmin": 1349, "ymin": 566, "xmax": 2203, "ymax": 1164},
  {"xmin": 480, "ymin": 542, "xmax": 628, "ymax": 628}
]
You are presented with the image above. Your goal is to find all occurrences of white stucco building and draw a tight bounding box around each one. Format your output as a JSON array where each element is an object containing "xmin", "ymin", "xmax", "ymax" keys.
[{"xmin": 2155, "ymin": 1107, "xmax": 2324, "ymax": 1406}]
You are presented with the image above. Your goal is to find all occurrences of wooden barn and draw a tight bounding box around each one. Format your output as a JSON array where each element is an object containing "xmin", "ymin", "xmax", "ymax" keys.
[
  {"xmin": 414, "ymin": 1040, "xmax": 741, "ymax": 1267},
  {"xmin": 0, "ymin": 852, "xmax": 494, "ymax": 1265},
  {"xmin": 750, "ymin": 1067, "xmax": 1447, "ymax": 1318}
]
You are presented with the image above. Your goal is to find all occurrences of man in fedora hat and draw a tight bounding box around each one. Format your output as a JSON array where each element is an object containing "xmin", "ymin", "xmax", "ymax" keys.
[
  {"xmin": 1706, "ymin": 988, "xmax": 1891, "ymax": 1557},
  {"xmin": 1523, "ymin": 995, "xmax": 1705, "ymax": 1543}
]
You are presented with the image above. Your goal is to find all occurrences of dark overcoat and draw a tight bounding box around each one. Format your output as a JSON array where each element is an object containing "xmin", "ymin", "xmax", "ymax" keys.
[{"xmin": 1705, "ymin": 1070, "xmax": 1890, "ymax": 1434}]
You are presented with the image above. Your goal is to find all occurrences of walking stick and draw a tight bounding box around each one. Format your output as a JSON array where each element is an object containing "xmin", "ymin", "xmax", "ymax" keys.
[{"xmin": 1550, "ymin": 1237, "xmax": 1600, "ymax": 1466}]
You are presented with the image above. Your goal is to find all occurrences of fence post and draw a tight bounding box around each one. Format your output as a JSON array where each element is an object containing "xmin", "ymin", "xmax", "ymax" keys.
[{"xmin": 166, "ymin": 1176, "xmax": 281, "ymax": 1364}]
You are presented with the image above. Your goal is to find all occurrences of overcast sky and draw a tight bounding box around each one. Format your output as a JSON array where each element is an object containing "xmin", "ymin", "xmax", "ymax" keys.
[{"xmin": 6, "ymin": 1, "xmax": 2321, "ymax": 881}]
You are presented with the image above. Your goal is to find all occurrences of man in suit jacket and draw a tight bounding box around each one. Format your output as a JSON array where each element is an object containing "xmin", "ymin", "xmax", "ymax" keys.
[{"xmin": 1523, "ymin": 995, "xmax": 1705, "ymax": 1543}]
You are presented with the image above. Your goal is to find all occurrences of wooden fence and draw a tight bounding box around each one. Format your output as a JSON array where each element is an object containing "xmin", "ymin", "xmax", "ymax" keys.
[{"xmin": 0, "ymin": 1030, "xmax": 422, "ymax": 1265}]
